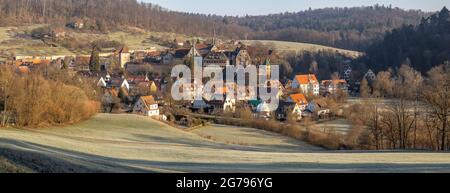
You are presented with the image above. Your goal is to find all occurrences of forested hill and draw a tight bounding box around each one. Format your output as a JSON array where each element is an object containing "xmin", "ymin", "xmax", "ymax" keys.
[
  {"xmin": 365, "ymin": 7, "xmax": 450, "ymax": 73},
  {"xmin": 0, "ymin": 0, "xmax": 250, "ymax": 38},
  {"xmin": 0, "ymin": 0, "xmax": 428, "ymax": 51}
]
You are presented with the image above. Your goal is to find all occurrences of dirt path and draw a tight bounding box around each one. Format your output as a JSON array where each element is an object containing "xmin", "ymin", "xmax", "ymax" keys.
[{"xmin": 1, "ymin": 114, "xmax": 450, "ymax": 173}]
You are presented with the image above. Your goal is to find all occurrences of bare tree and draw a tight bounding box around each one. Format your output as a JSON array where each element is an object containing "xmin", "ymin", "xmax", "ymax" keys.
[{"xmin": 423, "ymin": 63, "xmax": 450, "ymax": 150}]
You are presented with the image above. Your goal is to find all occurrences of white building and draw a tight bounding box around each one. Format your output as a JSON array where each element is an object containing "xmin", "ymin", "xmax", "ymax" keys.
[
  {"xmin": 133, "ymin": 96, "xmax": 160, "ymax": 117},
  {"xmin": 291, "ymin": 74, "xmax": 320, "ymax": 96}
]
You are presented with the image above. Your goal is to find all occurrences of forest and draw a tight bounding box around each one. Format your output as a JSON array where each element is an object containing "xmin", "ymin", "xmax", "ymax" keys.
[
  {"xmin": 364, "ymin": 7, "xmax": 450, "ymax": 74},
  {"xmin": 0, "ymin": 0, "xmax": 429, "ymax": 51},
  {"xmin": 234, "ymin": 5, "xmax": 426, "ymax": 50}
]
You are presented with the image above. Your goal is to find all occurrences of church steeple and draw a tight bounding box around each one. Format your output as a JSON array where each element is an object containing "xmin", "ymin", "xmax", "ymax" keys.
[
  {"xmin": 212, "ymin": 24, "xmax": 217, "ymax": 45},
  {"xmin": 263, "ymin": 58, "xmax": 271, "ymax": 79}
]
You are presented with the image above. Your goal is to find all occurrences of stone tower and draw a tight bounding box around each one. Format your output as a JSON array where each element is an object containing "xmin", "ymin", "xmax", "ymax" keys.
[{"xmin": 119, "ymin": 46, "xmax": 130, "ymax": 69}]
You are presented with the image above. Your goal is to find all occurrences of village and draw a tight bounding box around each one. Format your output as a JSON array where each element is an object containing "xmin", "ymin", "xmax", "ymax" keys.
[
  {"xmin": 0, "ymin": 22, "xmax": 379, "ymax": 130},
  {"xmin": 1, "ymin": 0, "xmax": 450, "ymax": 175}
]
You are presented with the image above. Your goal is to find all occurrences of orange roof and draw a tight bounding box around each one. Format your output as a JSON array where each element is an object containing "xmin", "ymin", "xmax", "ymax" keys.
[
  {"xmin": 195, "ymin": 44, "xmax": 209, "ymax": 50},
  {"xmin": 109, "ymin": 89, "xmax": 118, "ymax": 97},
  {"xmin": 216, "ymin": 86, "xmax": 229, "ymax": 94},
  {"xmin": 140, "ymin": 96, "xmax": 157, "ymax": 110},
  {"xmin": 141, "ymin": 96, "xmax": 157, "ymax": 105},
  {"xmin": 120, "ymin": 86, "xmax": 129, "ymax": 97},
  {"xmin": 290, "ymin": 93, "xmax": 308, "ymax": 105},
  {"xmin": 18, "ymin": 66, "xmax": 30, "ymax": 74},
  {"xmin": 295, "ymin": 74, "xmax": 318, "ymax": 84},
  {"xmin": 147, "ymin": 51, "xmax": 161, "ymax": 57},
  {"xmin": 33, "ymin": 59, "xmax": 51, "ymax": 65},
  {"xmin": 13, "ymin": 61, "xmax": 23, "ymax": 66}
]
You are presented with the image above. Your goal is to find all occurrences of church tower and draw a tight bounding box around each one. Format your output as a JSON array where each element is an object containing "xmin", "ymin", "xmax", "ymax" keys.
[
  {"xmin": 263, "ymin": 58, "xmax": 271, "ymax": 79},
  {"xmin": 119, "ymin": 46, "xmax": 130, "ymax": 69}
]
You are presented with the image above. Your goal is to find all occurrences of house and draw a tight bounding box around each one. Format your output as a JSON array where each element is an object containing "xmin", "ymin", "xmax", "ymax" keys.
[
  {"xmin": 223, "ymin": 98, "xmax": 236, "ymax": 113},
  {"xmin": 51, "ymin": 28, "xmax": 66, "ymax": 39},
  {"xmin": 256, "ymin": 101, "xmax": 278, "ymax": 118},
  {"xmin": 97, "ymin": 77, "xmax": 107, "ymax": 88},
  {"xmin": 161, "ymin": 52, "xmax": 174, "ymax": 64},
  {"xmin": 342, "ymin": 63, "xmax": 352, "ymax": 81},
  {"xmin": 16, "ymin": 66, "xmax": 30, "ymax": 74},
  {"xmin": 174, "ymin": 48, "xmax": 191, "ymax": 59},
  {"xmin": 203, "ymin": 85, "xmax": 236, "ymax": 113},
  {"xmin": 119, "ymin": 47, "xmax": 130, "ymax": 69},
  {"xmin": 101, "ymin": 89, "xmax": 119, "ymax": 113},
  {"xmin": 133, "ymin": 96, "xmax": 160, "ymax": 117},
  {"xmin": 291, "ymin": 74, "xmax": 320, "ymax": 96},
  {"xmin": 195, "ymin": 44, "xmax": 214, "ymax": 57},
  {"xmin": 287, "ymin": 93, "xmax": 309, "ymax": 118},
  {"xmin": 234, "ymin": 48, "xmax": 252, "ymax": 66},
  {"xmin": 203, "ymin": 51, "xmax": 230, "ymax": 67},
  {"xmin": 127, "ymin": 75, "xmax": 149, "ymax": 84},
  {"xmin": 107, "ymin": 76, "xmax": 130, "ymax": 91},
  {"xmin": 283, "ymin": 79, "xmax": 293, "ymax": 89},
  {"xmin": 364, "ymin": 69, "xmax": 376, "ymax": 81},
  {"xmin": 206, "ymin": 97, "xmax": 236, "ymax": 113},
  {"xmin": 75, "ymin": 56, "xmax": 91, "ymax": 72},
  {"xmin": 149, "ymin": 81, "xmax": 158, "ymax": 92},
  {"xmin": 248, "ymin": 100, "xmax": 262, "ymax": 112},
  {"xmin": 320, "ymin": 79, "xmax": 348, "ymax": 95},
  {"xmin": 276, "ymin": 101, "xmax": 300, "ymax": 121},
  {"xmin": 264, "ymin": 80, "xmax": 285, "ymax": 98},
  {"xmin": 192, "ymin": 99, "xmax": 212, "ymax": 112},
  {"xmin": 132, "ymin": 51, "xmax": 148, "ymax": 61},
  {"xmin": 67, "ymin": 20, "xmax": 84, "ymax": 29},
  {"xmin": 145, "ymin": 51, "xmax": 162, "ymax": 63},
  {"xmin": 306, "ymin": 100, "xmax": 331, "ymax": 118}
]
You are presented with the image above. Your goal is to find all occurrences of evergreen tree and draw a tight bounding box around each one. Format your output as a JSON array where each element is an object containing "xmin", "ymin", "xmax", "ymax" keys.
[
  {"xmin": 62, "ymin": 57, "xmax": 71, "ymax": 69},
  {"xmin": 89, "ymin": 46, "xmax": 100, "ymax": 72}
]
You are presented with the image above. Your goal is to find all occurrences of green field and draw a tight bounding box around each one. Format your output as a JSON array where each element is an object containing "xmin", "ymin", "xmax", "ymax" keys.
[{"xmin": 1, "ymin": 114, "xmax": 450, "ymax": 173}]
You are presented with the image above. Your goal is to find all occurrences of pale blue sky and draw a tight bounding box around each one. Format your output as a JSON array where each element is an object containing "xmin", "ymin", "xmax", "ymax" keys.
[{"xmin": 142, "ymin": 0, "xmax": 450, "ymax": 16}]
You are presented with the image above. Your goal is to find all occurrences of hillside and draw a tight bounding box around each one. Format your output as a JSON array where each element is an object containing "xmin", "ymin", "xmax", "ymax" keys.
[
  {"xmin": 1, "ymin": 114, "xmax": 450, "ymax": 172},
  {"xmin": 0, "ymin": 1, "xmax": 429, "ymax": 50},
  {"xmin": 236, "ymin": 6, "xmax": 427, "ymax": 50},
  {"xmin": 365, "ymin": 7, "xmax": 450, "ymax": 73},
  {"xmin": 0, "ymin": 24, "xmax": 185, "ymax": 60},
  {"xmin": 243, "ymin": 40, "xmax": 362, "ymax": 58}
]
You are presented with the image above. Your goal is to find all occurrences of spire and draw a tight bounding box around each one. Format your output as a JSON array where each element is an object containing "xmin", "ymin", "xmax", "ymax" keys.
[{"xmin": 213, "ymin": 23, "xmax": 217, "ymax": 45}]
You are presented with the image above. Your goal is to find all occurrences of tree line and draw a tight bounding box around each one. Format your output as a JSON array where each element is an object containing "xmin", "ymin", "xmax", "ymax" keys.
[
  {"xmin": 231, "ymin": 5, "xmax": 426, "ymax": 50},
  {"xmin": 0, "ymin": 0, "xmax": 428, "ymax": 51},
  {"xmin": 347, "ymin": 63, "xmax": 450, "ymax": 151},
  {"xmin": 364, "ymin": 7, "xmax": 450, "ymax": 74}
]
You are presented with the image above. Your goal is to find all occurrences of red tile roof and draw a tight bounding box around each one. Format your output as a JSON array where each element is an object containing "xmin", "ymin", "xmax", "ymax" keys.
[{"xmin": 290, "ymin": 93, "xmax": 308, "ymax": 105}]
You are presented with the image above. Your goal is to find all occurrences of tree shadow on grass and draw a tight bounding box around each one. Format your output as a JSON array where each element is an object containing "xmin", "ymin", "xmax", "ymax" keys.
[{"xmin": 1, "ymin": 138, "xmax": 450, "ymax": 173}]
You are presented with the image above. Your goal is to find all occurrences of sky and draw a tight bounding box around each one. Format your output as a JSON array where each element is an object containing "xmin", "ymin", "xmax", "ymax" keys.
[{"xmin": 142, "ymin": 0, "xmax": 450, "ymax": 16}]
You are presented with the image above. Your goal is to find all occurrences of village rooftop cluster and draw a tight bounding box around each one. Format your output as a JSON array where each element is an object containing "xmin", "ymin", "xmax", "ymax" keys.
[{"xmin": 4, "ymin": 24, "xmax": 377, "ymax": 127}]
